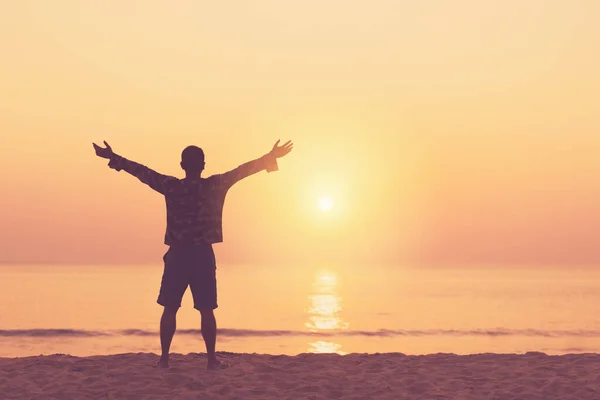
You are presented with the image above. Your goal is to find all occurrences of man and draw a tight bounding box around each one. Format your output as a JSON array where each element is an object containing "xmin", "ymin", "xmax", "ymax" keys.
[{"xmin": 93, "ymin": 139, "xmax": 293, "ymax": 370}]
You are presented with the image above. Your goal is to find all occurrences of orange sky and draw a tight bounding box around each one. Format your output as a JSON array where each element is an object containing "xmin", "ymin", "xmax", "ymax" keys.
[{"xmin": 1, "ymin": 1, "xmax": 599, "ymax": 266}]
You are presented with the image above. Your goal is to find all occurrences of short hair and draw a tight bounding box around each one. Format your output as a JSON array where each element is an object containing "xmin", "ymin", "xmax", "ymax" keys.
[{"xmin": 181, "ymin": 146, "xmax": 205, "ymax": 170}]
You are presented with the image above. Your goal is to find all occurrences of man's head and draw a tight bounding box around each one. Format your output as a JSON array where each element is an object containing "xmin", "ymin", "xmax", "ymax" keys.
[{"xmin": 180, "ymin": 145, "xmax": 205, "ymax": 174}]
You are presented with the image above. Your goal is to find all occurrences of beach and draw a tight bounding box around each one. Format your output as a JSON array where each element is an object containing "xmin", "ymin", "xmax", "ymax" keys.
[
  {"xmin": 2, "ymin": 265, "xmax": 599, "ymax": 399},
  {"xmin": 1, "ymin": 352, "xmax": 597, "ymax": 400}
]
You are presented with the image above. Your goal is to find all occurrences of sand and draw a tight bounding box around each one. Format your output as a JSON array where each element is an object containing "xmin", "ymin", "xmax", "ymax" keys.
[{"xmin": 0, "ymin": 352, "xmax": 598, "ymax": 400}]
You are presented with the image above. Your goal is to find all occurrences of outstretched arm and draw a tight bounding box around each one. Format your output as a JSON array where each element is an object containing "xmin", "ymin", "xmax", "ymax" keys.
[
  {"xmin": 216, "ymin": 140, "xmax": 293, "ymax": 189},
  {"xmin": 93, "ymin": 141, "xmax": 175, "ymax": 195}
]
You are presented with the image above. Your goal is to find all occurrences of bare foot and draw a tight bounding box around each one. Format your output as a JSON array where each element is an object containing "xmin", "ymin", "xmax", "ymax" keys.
[
  {"xmin": 155, "ymin": 358, "xmax": 169, "ymax": 369},
  {"xmin": 207, "ymin": 359, "xmax": 230, "ymax": 370}
]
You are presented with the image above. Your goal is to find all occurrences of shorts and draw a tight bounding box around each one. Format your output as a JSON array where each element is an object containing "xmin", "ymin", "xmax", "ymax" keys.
[{"xmin": 157, "ymin": 244, "xmax": 218, "ymax": 310}]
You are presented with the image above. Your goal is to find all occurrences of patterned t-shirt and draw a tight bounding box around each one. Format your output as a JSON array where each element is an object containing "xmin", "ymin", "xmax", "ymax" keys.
[{"xmin": 108, "ymin": 154, "xmax": 278, "ymax": 245}]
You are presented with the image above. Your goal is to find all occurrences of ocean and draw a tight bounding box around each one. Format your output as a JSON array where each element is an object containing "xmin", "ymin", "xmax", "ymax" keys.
[{"xmin": 1, "ymin": 264, "xmax": 599, "ymax": 357}]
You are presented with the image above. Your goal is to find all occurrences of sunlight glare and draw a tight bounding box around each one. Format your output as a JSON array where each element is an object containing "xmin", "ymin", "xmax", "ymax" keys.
[{"xmin": 318, "ymin": 197, "xmax": 334, "ymax": 212}]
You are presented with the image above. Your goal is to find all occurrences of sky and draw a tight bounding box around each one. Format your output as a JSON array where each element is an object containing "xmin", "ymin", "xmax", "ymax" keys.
[{"xmin": 1, "ymin": 0, "xmax": 599, "ymax": 266}]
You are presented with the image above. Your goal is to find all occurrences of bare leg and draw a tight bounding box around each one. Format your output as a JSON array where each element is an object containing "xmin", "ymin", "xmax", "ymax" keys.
[
  {"xmin": 157, "ymin": 306, "xmax": 178, "ymax": 368},
  {"xmin": 199, "ymin": 308, "xmax": 227, "ymax": 369},
  {"xmin": 199, "ymin": 309, "xmax": 217, "ymax": 361}
]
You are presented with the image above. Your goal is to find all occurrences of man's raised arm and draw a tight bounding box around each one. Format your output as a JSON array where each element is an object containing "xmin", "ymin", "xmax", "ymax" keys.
[
  {"xmin": 93, "ymin": 141, "xmax": 175, "ymax": 195},
  {"xmin": 216, "ymin": 140, "xmax": 293, "ymax": 189}
]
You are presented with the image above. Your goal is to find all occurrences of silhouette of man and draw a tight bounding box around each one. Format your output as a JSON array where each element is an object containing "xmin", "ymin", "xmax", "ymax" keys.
[{"xmin": 93, "ymin": 139, "xmax": 293, "ymax": 369}]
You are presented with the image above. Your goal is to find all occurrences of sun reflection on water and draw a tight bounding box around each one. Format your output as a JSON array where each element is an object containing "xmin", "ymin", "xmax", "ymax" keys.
[
  {"xmin": 306, "ymin": 269, "xmax": 349, "ymax": 354},
  {"xmin": 308, "ymin": 341, "xmax": 345, "ymax": 355}
]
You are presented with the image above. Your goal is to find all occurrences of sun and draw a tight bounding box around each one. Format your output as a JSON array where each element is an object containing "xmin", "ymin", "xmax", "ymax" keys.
[{"xmin": 318, "ymin": 197, "xmax": 334, "ymax": 212}]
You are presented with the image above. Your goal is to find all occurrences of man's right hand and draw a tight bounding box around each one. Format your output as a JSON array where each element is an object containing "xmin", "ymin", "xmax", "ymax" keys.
[{"xmin": 93, "ymin": 141, "xmax": 115, "ymax": 159}]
